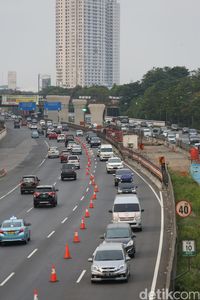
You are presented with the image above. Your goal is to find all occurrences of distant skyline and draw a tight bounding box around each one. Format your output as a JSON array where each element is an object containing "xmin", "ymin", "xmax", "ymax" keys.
[{"xmin": 1, "ymin": 0, "xmax": 200, "ymax": 91}]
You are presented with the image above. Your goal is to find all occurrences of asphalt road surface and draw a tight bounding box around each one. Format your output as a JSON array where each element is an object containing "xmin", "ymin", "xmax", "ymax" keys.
[{"xmin": 0, "ymin": 123, "xmax": 162, "ymax": 300}]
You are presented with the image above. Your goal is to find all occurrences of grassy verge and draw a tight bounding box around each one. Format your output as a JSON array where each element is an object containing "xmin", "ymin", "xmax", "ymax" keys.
[{"xmin": 171, "ymin": 172, "xmax": 200, "ymax": 291}]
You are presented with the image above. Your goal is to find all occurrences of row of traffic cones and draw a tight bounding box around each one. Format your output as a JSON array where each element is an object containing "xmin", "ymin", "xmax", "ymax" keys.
[{"xmin": 33, "ymin": 143, "xmax": 99, "ymax": 297}]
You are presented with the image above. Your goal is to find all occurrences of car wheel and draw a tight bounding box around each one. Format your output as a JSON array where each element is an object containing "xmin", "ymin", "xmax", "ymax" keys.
[
  {"xmin": 106, "ymin": 170, "xmax": 109, "ymax": 174},
  {"xmin": 21, "ymin": 190, "xmax": 24, "ymax": 195},
  {"xmin": 114, "ymin": 182, "xmax": 118, "ymax": 186},
  {"xmin": 34, "ymin": 203, "xmax": 38, "ymax": 208}
]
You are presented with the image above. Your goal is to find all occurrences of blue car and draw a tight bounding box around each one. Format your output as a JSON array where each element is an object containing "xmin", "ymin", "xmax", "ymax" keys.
[
  {"xmin": 114, "ymin": 168, "xmax": 134, "ymax": 186},
  {"xmin": 0, "ymin": 216, "xmax": 31, "ymax": 244}
]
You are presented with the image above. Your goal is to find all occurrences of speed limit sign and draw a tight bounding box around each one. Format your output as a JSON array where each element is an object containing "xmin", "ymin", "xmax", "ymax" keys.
[{"xmin": 176, "ymin": 200, "xmax": 192, "ymax": 218}]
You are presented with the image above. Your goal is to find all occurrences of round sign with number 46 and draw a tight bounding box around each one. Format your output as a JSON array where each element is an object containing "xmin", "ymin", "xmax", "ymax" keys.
[{"xmin": 176, "ymin": 200, "xmax": 192, "ymax": 218}]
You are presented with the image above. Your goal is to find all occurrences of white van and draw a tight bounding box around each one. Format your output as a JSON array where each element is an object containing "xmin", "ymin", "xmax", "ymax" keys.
[
  {"xmin": 99, "ymin": 144, "xmax": 114, "ymax": 161},
  {"xmin": 109, "ymin": 194, "xmax": 144, "ymax": 230}
]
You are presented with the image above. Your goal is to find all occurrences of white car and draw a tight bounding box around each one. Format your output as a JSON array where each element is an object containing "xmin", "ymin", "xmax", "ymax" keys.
[
  {"xmin": 76, "ymin": 130, "xmax": 83, "ymax": 137},
  {"xmin": 39, "ymin": 120, "xmax": 45, "ymax": 126},
  {"xmin": 66, "ymin": 141, "xmax": 77, "ymax": 151},
  {"xmin": 106, "ymin": 157, "xmax": 124, "ymax": 173},
  {"xmin": 30, "ymin": 124, "xmax": 37, "ymax": 130},
  {"xmin": 57, "ymin": 134, "xmax": 65, "ymax": 142},
  {"xmin": 47, "ymin": 120, "xmax": 53, "ymax": 127},
  {"xmin": 71, "ymin": 145, "xmax": 82, "ymax": 155},
  {"xmin": 67, "ymin": 155, "xmax": 80, "ymax": 169},
  {"xmin": 167, "ymin": 133, "xmax": 176, "ymax": 144},
  {"xmin": 48, "ymin": 147, "xmax": 59, "ymax": 158}
]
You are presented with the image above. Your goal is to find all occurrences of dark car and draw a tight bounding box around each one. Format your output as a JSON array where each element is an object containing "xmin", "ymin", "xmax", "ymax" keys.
[
  {"xmin": 90, "ymin": 137, "xmax": 101, "ymax": 147},
  {"xmin": 33, "ymin": 185, "xmax": 58, "ymax": 208},
  {"xmin": 37, "ymin": 128, "xmax": 44, "ymax": 135},
  {"xmin": 61, "ymin": 163, "xmax": 77, "ymax": 180},
  {"xmin": 62, "ymin": 124, "xmax": 69, "ymax": 131},
  {"xmin": 117, "ymin": 182, "xmax": 137, "ymax": 194},
  {"xmin": 14, "ymin": 120, "xmax": 20, "ymax": 128},
  {"xmin": 20, "ymin": 175, "xmax": 40, "ymax": 194},
  {"xmin": 101, "ymin": 223, "xmax": 136, "ymax": 258},
  {"xmin": 113, "ymin": 168, "xmax": 134, "ymax": 186},
  {"xmin": 86, "ymin": 132, "xmax": 97, "ymax": 143}
]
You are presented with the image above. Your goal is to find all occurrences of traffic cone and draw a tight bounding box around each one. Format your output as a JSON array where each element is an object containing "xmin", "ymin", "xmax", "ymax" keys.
[
  {"xmin": 50, "ymin": 265, "xmax": 58, "ymax": 282},
  {"xmin": 89, "ymin": 199, "xmax": 94, "ymax": 208},
  {"xmin": 80, "ymin": 217, "xmax": 86, "ymax": 230},
  {"xmin": 90, "ymin": 174, "xmax": 94, "ymax": 180},
  {"xmin": 92, "ymin": 191, "xmax": 97, "ymax": 200},
  {"xmin": 33, "ymin": 289, "xmax": 38, "ymax": 300},
  {"xmin": 94, "ymin": 184, "xmax": 99, "ymax": 192},
  {"xmin": 86, "ymin": 170, "xmax": 89, "ymax": 176},
  {"xmin": 73, "ymin": 231, "xmax": 80, "ymax": 243},
  {"xmin": 64, "ymin": 243, "xmax": 71, "ymax": 259},
  {"xmin": 92, "ymin": 179, "xmax": 95, "ymax": 186},
  {"xmin": 85, "ymin": 208, "xmax": 90, "ymax": 218}
]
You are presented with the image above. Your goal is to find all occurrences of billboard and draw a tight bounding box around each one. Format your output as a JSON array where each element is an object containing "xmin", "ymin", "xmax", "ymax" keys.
[{"xmin": 1, "ymin": 95, "xmax": 38, "ymax": 106}]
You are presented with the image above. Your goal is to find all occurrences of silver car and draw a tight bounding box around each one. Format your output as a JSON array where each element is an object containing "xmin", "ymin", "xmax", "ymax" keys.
[{"xmin": 88, "ymin": 242, "xmax": 130, "ymax": 282}]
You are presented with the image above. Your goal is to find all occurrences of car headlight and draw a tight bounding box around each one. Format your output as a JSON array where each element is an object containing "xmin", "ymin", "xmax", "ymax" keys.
[
  {"xmin": 135, "ymin": 216, "xmax": 141, "ymax": 221},
  {"xmin": 118, "ymin": 189, "xmax": 122, "ymax": 193},
  {"xmin": 132, "ymin": 189, "xmax": 136, "ymax": 193},
  {"xmin": 127, "ymin": 240, "xmax": 134, "ymax": 247},
  {"xmin": 92, "ymin": 265, "xmax": 99, "ymax": 271},
  {"xmin": 118, "ymin": 264, "xmax": 126, "ymax": 271}
]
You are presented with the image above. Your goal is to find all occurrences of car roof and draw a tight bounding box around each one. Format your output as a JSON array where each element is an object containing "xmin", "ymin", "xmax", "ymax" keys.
[
  {"xmin": 114, "ymin": 194, "xmax": 139, "ymax": 204},
  {"xmin": 3, "ymin": 217, "xmax": 23, "ymax": 223},
  {"xmin": 96, "ymin": 242, "xmax": 124, "ymax": 251},
  {"xmin": 106, "ymin": 223, "xmax": 131, "ymax": 230},
  {"xmin": 100, "ymin": 144, "xmax": 112, "ymax": 148}
]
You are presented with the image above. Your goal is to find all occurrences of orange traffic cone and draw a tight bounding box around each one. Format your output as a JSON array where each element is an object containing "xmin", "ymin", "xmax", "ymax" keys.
[
  {"xmin": 90, "ymin": 174, "xmax": 94, "ymax": 180},
  {"xmin": 33, "ymin": 289, "xmax": 39, "ymax": 300},
  {"xmin": 92, "ymin": 180, "xmax": 95, "ymax": 186},
  {"xmin": 94, "ymin": 184, "xmax": 99, "ymax": 192},
  {"xmin": 64, "ymin": 243, "xmax": 71, "ymax": 259},
  {"xmin": 50, "ymin": 265, "xmax": 58, "ymax": 282},
  {"xmin": 85, "ymin": 208, "xmax": 90, "ymax": 218},
  {"xmin": 86, "ymin": 170, "xmax": 89, "ymax": 176},
  {"xmin": 73, "ymin": 231, "xmax": 80, "ymax": 243},
  {"xmin": 89, "ymin": 199, "xmax": 94, "ymax": 208},
  {"xmin": 92, "ymin": 192, "xmax": 97, "ymax": 200},
  {"xmin": 80, "ymin": 217, "xmax": 86, "ymax": 230}
]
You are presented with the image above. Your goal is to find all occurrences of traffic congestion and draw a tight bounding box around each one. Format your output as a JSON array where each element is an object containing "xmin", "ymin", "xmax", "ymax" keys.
[{"xmin": 0, "ymin": 114, "xmax": 162, "ymax": 299}]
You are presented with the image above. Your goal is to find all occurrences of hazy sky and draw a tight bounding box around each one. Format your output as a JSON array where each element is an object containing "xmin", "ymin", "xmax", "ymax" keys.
[{"xmin": 0, "ymin": 0, "xmax": 200, "ymax": 90}]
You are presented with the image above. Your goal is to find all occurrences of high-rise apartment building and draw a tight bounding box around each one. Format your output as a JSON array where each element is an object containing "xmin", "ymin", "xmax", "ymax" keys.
[
  {"xmin": 8, "ymin": 71, "xmax": 17, "ymax": 90},
  {"xmin": 56, "ymin": 0, "xmax": 120, "ymax": 88}
]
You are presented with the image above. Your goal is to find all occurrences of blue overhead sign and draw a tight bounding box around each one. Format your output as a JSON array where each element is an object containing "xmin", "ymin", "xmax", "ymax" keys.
[
  {"xmin": 44, "ymin": 102, "xmax": 61, "ymax": 111},
  {"xmin": 18, "ymin": 102, "xmax": 36, "ymax": 111}
]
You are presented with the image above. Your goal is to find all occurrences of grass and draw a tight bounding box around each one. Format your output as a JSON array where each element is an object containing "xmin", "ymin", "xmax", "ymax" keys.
[{"xmin": 171, "ymin": 172, "xmax": 200, "ymax": 292}]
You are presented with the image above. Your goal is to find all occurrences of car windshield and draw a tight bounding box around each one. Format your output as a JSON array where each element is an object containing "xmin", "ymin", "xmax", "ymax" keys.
[
  {"xmin": 106, "ymin": 228, "xmax": 130, "ymax": 238},
  {"xmin": 36, "ymin": 187, "xmax": 53, "ymax": 192},
  {"xmin": 2, "ymin": 221, "xmax": 22, "ymax": 228},
  {"xmin": 62, "ymin": 164, "xmax": 74, "ymax": 169},
  {"xmin": 116, "ymin": 169, "xmax": 131, "ymax": 175},
  {"xmin": 119, "ymin": 182, "xmax": 134, "ymax": 188},
  {"xmin": 114, "ymin": 203, "xmax": 139, "ymax": 212},
  {"xmin": 109, "ymin": 158, "xmax": 121, "ymax": 163},
  {"xmin": 22, "ymin": 177, "xmax": 35, "ymax": 182},
  {"xmin": 68, "ymin": 156, "xmax": 78, "ymax": 160},
  {"xmin": 95, "ymin": 250, "xmax": 123, "ymax": 261},
  {"xmin": 101, "ymin": 148, "xmax": 112, "ymax": 152}
]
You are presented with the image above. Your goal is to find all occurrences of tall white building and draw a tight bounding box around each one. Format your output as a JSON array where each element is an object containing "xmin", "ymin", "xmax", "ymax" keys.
[
  {"xmin": 56, "ymin": 0, "xmax": 120, "ymax": 88},
  {"xmin": 8, "ymin": 71, "xmax": 17, "ymax": 90}
]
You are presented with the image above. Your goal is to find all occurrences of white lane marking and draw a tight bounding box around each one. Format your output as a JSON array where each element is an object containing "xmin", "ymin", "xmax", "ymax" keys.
[
  {"xmin": 26, "ymin": 207, "xmax": 33, "ymax": 213},
  {"xmin": 53, "ymin": 182, "xmax": 57, "ymax": 186},
  {"xmin": 80, "ymin": 196, "xmax": 84, "ymax": 201},
  {"xmin": 76, "ymin": 270, "xmax": 86, "ymax": 283},
  {"xmin": 94, "ymin": 165, "xmax": 97, "ymax": 169},
  {"xmin": 93, "ymin": 170, "xmax": 96, "ymax": 174},
  {"xmin": 73, "ymin": 205, "xmax": 78, "ymax": 211},
  {"xmin": 61, "ymin": 217, "xmax": 68, "ymax": 224},
  {"xmin": 58, "ymin": 176, "xmax": 61, "ymax": 180},
  {"xmin": 0, "ymin": 272, "xmax": 15, "ymax": 286},
  {"xmin": 149, "ymin": 191, "xmax": 164, "ymax": 300},
  {"xmin": 38, "ymin": 158, "xmax": 46, "ymax": 167},
  {"xmin": 44, "ymin": 140, "xmax": 49, "ymax": 148},
  {"xmin": 47, "ymin": 230, "xmax": 55, "ymax": 238},
  {"xmin": 27, "ymin": 248, "xmax": 38, "ymax": 259},
  {"xmin": 0, "ymin": 184, "xmax": 20, "ymax": 200},
  {"xmin": 124, "ymin": 162, "xmax": 161, "ymax": 204},
  {"xmin": 86, "ymin": 187, "xmax": 89, "ymax": 192}
]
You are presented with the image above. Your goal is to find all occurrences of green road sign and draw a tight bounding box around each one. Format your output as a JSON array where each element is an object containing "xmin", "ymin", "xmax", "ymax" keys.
[{"xmin": 182, "ymin": 240, "xmax": 196, "ymax": 257}]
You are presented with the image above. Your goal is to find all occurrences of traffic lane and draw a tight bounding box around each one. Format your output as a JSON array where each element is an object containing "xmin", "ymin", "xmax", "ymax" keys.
[
  {"xmin": 0, "ymin": 136, "xmax": 48, "ymax": 198},
  {"xmin": 0, "ymin": 144, "xmax": 92, "ymax": 283},
  {"xmin": 0, "ymin": 153, "xmax": 161, "ymax": 300}
]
